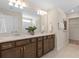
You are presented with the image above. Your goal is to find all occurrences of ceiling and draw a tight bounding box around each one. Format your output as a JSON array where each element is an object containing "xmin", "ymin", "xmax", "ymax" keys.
[
  {"xmin": 0, "ymin": 0, "xmax": 79, "ymax": 15},
  {"xmin": 28, "ymin": 0, "xmax": 79, "ymax": 14}
]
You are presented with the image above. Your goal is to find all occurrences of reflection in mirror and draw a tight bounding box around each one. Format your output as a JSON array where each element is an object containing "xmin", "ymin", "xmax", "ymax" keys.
[
  {"xmin": 22, "ymin": 14, "xmax": 36, "ymax": 33},
  {"xmin": 0, "ymin": 12, "xmax": 21, "ymax": 34},
  {"xmin": 22, "ymin": 18, "xmax": 32, "ymax": 31},
  {"xmin": 0, "ymin": 7, "xmax": 41, "ymax": 36},
  {"xmin": 0, "ymin": 12, "xmax": 41, "ymax": 36}
]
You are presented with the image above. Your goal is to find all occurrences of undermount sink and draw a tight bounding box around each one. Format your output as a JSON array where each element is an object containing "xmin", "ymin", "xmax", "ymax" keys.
[
  {"xmin": 12, "ymin": 33, "xmax": 28, "ymax": 37},
  {"xmin": 13, "ymin": 33, "xmax": 21, "ymax": 36}
]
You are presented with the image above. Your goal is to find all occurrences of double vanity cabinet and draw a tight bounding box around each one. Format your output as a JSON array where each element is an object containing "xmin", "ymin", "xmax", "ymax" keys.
[{"xmin": 0, "ymin": 34, "xmax": 55, "ymax": 58}]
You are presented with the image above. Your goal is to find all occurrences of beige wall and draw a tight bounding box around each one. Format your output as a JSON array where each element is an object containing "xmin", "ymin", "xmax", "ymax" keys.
[
  {"xmin": 40, "ymin": 14, "xmax": 48, "ymax": 33},
  {"xmin": 50, "ymin": 8, "xmax": 69, "ymax": 51},
  {"xmin": 40, "ymin": 8, "xmax": 69, "ymax": 51}
]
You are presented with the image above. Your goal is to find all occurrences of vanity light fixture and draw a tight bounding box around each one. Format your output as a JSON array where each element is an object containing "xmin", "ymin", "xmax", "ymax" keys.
[
  {"xmin": 8, "ymin": 0, "xmax": 27, "ymax": 9},
  {"xmin": 23, "ymin": 19, "xmax": 31, "ymax": 23},
  {"xmin": 37, "ymin": 10, "xmax": 47, "ymax": 15}
]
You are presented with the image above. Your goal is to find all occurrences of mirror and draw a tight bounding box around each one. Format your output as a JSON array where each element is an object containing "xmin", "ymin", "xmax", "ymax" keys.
[
  {"xmin": 0, "ymin": 8, "xmax": 41, "ymax": 35},
  {"xmin": 0, "ymin": 0, "xmax": 51, "ymax": 36},
  {"xmin": 0, "ymin": 11, "xmax": 21, "ymax": 34},
  {"xmin": 22, "ymin": 14, "xmax": 36, "ymax": 33}
]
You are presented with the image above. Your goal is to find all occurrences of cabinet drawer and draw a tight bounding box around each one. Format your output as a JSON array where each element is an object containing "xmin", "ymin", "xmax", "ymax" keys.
[
  {"xmin": 1, "ymin": 42, "xmax": 15, "ymax": 50},
  {"xmin": 31, "ymin": 38, "xmax": 36, "ymax": 43},
  {"xmin": 16, "ymin": 39, "xmax": 30, "ymax": 46},
  {"xmin": 50, "ymin": 35, "xmax": 54, "ymax": 37},
  {"xmin": 1, "ymin": 47, "xmax": 21, "ymax": 58},
  {"xmin": 48, "ymin": 35, "xmax": 51, "ymax": 39},
  {"xmin": 38, "ymin": 37, "xmax": 42, "ymax": 41},
  {"xmin": 37, "ymin": 49, "xmax": 42, "ymax": 57},
  {"xmin": 44, "ymin": 36, "xmax": 46, "ymax": 39},
  {"xmin": 38, "ymin": 41, "xmax": 42, "ymax": 49}
]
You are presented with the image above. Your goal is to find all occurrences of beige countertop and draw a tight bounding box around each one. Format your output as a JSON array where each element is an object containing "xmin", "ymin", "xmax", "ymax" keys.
[{"xmin": 0, "ymin": 33, "xmax": 54, "ymax": 43}]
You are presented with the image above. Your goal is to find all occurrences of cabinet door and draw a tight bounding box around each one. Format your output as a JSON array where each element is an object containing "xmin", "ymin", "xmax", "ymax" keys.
[
  {"xmin": 50, "ymin": 36, "xmax": 55, "ymax": 50},
  {"xmin": 24, "ymin": 42, "xmax": 36, "ymax": 58},
  {"xmin": 44, "ymin": 37, "xmax": 49, "ymax": 54},
  {"xmin": 1, "ymin": 47, "xmax": 21, "ymax": 58},
  {"xmin": 48, "ymin": 36, "xmax": 54, "ymax": 50},
  {"xmin": 37, "ymin": 38, "xmax": 43, "ymax": 57},
  {"xmin": 44, "ymin": 36, "xmax": 55, "ymax": 54}
]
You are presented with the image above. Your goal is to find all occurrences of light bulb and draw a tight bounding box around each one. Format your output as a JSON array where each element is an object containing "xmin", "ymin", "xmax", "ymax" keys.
[
  {"xmin": 23, "ymin": 19, "xmax": 31, "ymax": 23},
  {"xmin": 8, "ymin": 0, "xmax": 27, "ymax": 9},
  {"xmin": 37, "ymin": 10, "xmax": 47, "ymax": 15},
  {"xmin": 8, "ymin": 2, "xmax": 13, "ymax": 6},
  {"xmin": 20, "ymin": 6, "xmax": 23, "ymax": 9},
  {"xmin": 15, "ymin": 4, "xmax": 18, "ymax": 8}
]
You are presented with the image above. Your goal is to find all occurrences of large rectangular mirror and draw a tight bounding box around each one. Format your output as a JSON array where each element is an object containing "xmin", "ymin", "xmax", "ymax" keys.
[{"xmin": 0, "ymin": 8, "xmax": 41, "ymax": 35}]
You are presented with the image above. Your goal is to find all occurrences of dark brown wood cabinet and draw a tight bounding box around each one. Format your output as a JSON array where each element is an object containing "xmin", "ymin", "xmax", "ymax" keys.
[
  {"xmin": 24, "ymin": 39, "xmax": 36, "ymax": 58},
  {"xmin": 49, "ymin": 35, "xmax": 55, "ymax": 50},
  {"xmin": 0, "ymin": 47, "xmax": 22, "ymax": 58},
  {"xmin": 44, "ymin": 36, "xmax": 49, "ymax": 54},
  {"xmin": 36, "ymin": 37, "xmax": 43, "ymax": 57},
  {"xmin": 44, "ymin": 35, "xmax": 55, "ymax": 54},
  {"xmin": 0, "ymin": 34, "xmax": 55, "ymax": 58}
]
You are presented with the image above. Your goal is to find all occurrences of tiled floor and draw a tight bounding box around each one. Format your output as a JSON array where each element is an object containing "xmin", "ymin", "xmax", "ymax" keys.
[{"xmin": 42, "ymin": 44, "xmax": 79, "ymax": 58}]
